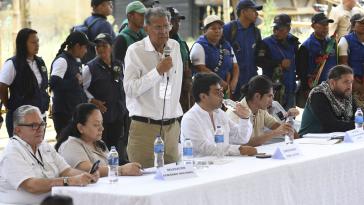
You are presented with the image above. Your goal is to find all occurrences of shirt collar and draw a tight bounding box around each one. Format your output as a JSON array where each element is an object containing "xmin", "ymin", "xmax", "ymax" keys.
[
  {"xmin": 240, "ymin": 97, "xmax": 253, "ymax": 117},
  {"xmin": 144, "ymin": 36, "xmax": 172, "ymax": 53},
  {"xmin": 12, "ymin": 135, "xmax": 41, "ymax": 153}
]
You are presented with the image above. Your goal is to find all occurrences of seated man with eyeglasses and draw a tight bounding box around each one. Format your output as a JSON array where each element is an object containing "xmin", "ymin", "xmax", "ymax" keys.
[{"xmin": 0, "ymin": 105, "xmax": 99, "ymax": 205}]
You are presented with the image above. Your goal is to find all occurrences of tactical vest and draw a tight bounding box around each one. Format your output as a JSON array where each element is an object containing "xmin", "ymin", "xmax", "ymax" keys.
[{"xmin": 345, "ymin": 32, "xmax": 364, "ymax": 77}]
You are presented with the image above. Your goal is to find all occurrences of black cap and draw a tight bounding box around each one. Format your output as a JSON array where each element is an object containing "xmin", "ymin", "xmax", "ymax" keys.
[
  {"xmin": 91, "ymin": 0, "xmax": 111, "ymax": 7},
  {"xmin": 68, "ymin": 31, "xmax": 95, "ymax": 46},
  {"xmin": 273, "ymin": 14, "xmax": 291, "ymax": 27},
  {"xmin": 311, "ymin": 13, "xmax": 334, "ymax": 24},
  {"xmin": 166, "ymin": 7, "xmax": 186, "ymax": 20},
  {"xmin": 237, "ymin": 0, "xmax": 263, "ymax": 11},
  {"xmin": 140, "ymin": 0, "xmax": 159, "ymax": 8},
  {"xmin": 350, "ymin": 13, "xmax": 364, "ymax": 24},
  {"xmin": 94, "ymin": 33, "xmax": 113, "ymax": 45}
]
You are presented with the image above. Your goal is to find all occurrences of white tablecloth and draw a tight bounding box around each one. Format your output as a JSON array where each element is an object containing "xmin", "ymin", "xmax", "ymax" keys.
[{"xmin": 52, "ymin": 140, "xmax": 364, "ymax": 205}]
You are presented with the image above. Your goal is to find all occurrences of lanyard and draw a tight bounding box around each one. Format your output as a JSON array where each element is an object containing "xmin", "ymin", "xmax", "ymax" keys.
[{"xmin": 12, "ymin": 137, "xmax": 44, "ymax": 169}]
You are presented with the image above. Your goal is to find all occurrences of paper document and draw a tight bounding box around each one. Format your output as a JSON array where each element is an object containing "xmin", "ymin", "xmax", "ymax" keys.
[
  {"xmin": 298, "ymin": 138, "xmax": 341, "ymax": 145},
  {"xmin": 302, "ymin": 132, "xmax": 345, "ymax": 139}
]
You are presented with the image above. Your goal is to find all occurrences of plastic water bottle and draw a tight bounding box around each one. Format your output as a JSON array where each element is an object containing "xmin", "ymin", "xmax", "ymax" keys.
[
  {"xmin": 355, "ymin": 108, "xmax": 363, "ymax": 129},
  {"xmin": 284, "ymin": 116, "xmax": 294, "ymax": 144},
  {"xmin": 154, "ymin": 135, "xmax": 164, "ymax": 168},
  {"xmin": 108, "ymin": 146, "xmax": 119, "ymax": 183},
  {"xmin": 183, "ymin": 138, "xmax": 193, "ymax": 166},
  {"xmin": 214, "ymin": 125, "xmax": 224, "ymax": 158}
]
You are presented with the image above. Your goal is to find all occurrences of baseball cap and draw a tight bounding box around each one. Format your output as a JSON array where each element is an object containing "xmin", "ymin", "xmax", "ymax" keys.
[
  {"xmin": 67, "ymin": 31, "xmax": 95, "ymax": 46},
  {"xmin": 126, "ymin": 1, "xmax": 146, "ymax": 14},
  {"xmin": 94, "ymin": 33, "xmax": 113, "ymax": 45},
  {"xmin": 166, "ymin": 7, "xmax": 186, "ymax": 20},
  {"xmin": 203, "ymin": 15, "xmax": 224, "ymax": 28},
  {"xmin": 237, "ymin": 0, "xmax": 263, "ymax": 11},
  {"xmin": 272, "ymin": 14, "xmax": 291, "ymax": 27},
  {"xmin": 91, "ymin": 0, "xmax": 111, "ymax": 7},
  {"xmin": 350, "ymin": 12, "xmax": 364, "ymax": 23},
  {"xmin": 311, "ymin": 13, "xmax": 334, "ymax": 24},
  {"xmin": 140, "ymin": 0, "xmax": 159, "ymax": 8}
]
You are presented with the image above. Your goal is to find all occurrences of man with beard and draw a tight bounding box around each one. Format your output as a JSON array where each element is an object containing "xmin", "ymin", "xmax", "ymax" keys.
[{"xmin": 299, "ymin": 65, "xmax": 357, "ymax": 135}]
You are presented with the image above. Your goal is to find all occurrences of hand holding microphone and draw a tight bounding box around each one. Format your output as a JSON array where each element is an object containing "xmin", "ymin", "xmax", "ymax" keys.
[{"xmin": 157, "ymin": 46, "xmax": 173, "ymax": 75}]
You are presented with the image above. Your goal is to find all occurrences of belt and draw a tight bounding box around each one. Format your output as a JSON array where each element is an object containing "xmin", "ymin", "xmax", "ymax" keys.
[{"xmin": 131, "ymin": 116, "xmax": 179, "ymax": 125}]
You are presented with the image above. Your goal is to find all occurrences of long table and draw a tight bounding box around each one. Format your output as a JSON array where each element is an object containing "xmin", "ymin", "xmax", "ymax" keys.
[{"xmin": 52, "ymin": 140, "xmax": 364, "ymax": 205}]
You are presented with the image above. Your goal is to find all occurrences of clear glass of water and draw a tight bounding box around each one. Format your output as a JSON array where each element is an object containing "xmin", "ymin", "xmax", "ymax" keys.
[{"xmin": 222, "ymin": 99, "xmax": 237, "ymax": 110}]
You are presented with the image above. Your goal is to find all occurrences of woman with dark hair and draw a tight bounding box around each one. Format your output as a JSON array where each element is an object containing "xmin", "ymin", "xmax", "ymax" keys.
[
  {"xmin": 0, "ymin": 28, "xmax": 49, "ymax": 137},
  {"xmin": 226, "ymin": 75, "xmax": 297, "ymax": 146},
  {"xmin": 40, "ymin": 195, "xmax": 73, "ymax": 205},
  {"xmin": 50, "ymin": 31, "xmax": 93, "ymax": 140},
  {"xmin": 56, "ymin": 103, "xmax": 142, "ymax": 177}
]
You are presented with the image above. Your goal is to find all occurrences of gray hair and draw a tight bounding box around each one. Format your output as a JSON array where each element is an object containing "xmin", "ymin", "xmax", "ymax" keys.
[
  {"xmin": 13, "ymin": 105, "xmax": 42, "ymax": 128},
  {"xmin": 144, "ymin": 7, "xmax": 171, "ymax": 25}
]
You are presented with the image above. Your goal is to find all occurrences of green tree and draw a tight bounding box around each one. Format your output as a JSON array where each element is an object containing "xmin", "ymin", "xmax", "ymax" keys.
[{"xmin": 260, "ymin": 0, "xmax": 277, "ymax": 38}]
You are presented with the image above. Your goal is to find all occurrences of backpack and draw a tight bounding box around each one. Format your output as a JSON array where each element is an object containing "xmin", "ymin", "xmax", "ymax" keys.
[
  {"xmin": 71, "ymin": 17, "xmax": 102, "ymax": 39},
  {"xmin": 71, "ymin": 17, "xmax": 102, "ymax": 63}
]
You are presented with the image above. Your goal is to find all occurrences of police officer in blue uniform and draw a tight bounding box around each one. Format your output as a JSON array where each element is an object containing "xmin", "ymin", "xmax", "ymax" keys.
[
  {"xmin": 83, "ymin": 33, "xmax": 128, "ymax": 164},
  {"xmin": 0, "ymin": 28, "xmax": 49, "ymax": 137},
  {"xmin": 223, "ymin": 0, "xmax": 263, "ymax": 100},
  {"xmin": 256, "ymin": 14, "xmax": 300, "ymax": 110},
  {"xmin": 81, "ymin": 0, "xmax": 115, "ymax": 63},
  {"xmin": 50, "ymin": 32, "xmax": 92, "ymax": 140},
  {"xmin": 190, "ymin": 15, "xmax": 239, "ymax": 97},
  {"xmin": 297, "ymin": 13, "xmax": 337, "ymax": 107}
]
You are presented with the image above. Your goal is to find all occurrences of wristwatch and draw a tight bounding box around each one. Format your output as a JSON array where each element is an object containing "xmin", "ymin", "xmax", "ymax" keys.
[{"xmin": 63, "ymin": 177, "xmax": 69, "ymax": 186}]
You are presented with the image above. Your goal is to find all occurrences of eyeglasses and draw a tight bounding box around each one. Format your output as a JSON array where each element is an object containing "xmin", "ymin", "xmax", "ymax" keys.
[
  {"xmin": 18, "ymin": 121, "xmax": 46, "ymax": 130},
  {"xmin": 151, "ymin": 24, "xmax": 172, "ymax": 32}
]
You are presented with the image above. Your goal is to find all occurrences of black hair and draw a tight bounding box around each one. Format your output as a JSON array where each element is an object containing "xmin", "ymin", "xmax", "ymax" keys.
[
  {"xmin": 55, "ymin": 103, "xmax": 106, "ymax": 151},
  {"xmin": 14, "ymin": 28, "xmax": 38, "ymax": 98},
  {"xmin": 328, "ymin": 64, "xmax": 353, "ymax": 80},
  {"xmin": 40, "ymin": 195, "xmax": 73, "ymax": 205},
  {"xmin": 55, "ymin": 31, "xmax": 88, "ymax": 57},
  {"xmin": 240, "ymin": 75, "xmax": 273, "ymax": 101},
  {"xmin": 192, "ymin": 73, "xmax": 222, "ymax": 103}
]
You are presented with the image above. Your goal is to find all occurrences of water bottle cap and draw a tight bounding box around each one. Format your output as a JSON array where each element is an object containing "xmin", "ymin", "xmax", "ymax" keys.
[
  {"xmin": 216, "ymin": 125, "xmax": 221, "ymax": 128},
  {"xmin": 111, "ymin": 146, "xmax": 116, "ymax": 149}
]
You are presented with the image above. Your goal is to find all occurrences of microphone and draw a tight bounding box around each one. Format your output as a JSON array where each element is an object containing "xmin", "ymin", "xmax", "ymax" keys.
[{"xmin": 163, "ymin": 46, "xmax": 171, "ymax": 57}]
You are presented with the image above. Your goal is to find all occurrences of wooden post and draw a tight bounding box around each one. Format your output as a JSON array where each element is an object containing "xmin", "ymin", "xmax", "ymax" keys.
[{"xmin": 223, "ymin": 0, "xmax": 230, "ymax": 23}]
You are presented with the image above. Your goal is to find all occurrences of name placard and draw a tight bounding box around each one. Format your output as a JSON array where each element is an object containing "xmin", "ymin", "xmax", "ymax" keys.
[
  {"xmin": 272, "ymin": 143, "xmax": 302, "ymax": 160},
  {"xmin": 154, "ymin": 164, "xmax": 196, "ymax": 180},
  {"xmin": 344, "ymin": 129, "xmax": 364, "ymax": 143}
]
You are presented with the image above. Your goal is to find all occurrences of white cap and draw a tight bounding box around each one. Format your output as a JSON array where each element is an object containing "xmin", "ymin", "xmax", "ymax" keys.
[{"xmin": 203, "ymin": 15, "xmax": 224, "ymax": 28}]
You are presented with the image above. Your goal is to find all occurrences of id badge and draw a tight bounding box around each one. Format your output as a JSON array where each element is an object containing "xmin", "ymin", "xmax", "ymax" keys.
[{"xmin": 159, "ymin": 82, "xmax": 172, "ymax": 99}]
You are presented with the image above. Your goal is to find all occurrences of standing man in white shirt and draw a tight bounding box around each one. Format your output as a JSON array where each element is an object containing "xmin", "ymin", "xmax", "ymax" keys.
[
  {"xmin": 123, "ymin": 7, "xmax": 183, "ymax": 168},
  {"xmin": 181, "ymin": 73, "xmax": 257, "ymax": 157},
  {"xmin": 0, "ymin": 105, "xmax": 98, "ymax": 205},
  {"xmin": 328, "ymin": 0, "xmax": 359, "ymax": 41}
]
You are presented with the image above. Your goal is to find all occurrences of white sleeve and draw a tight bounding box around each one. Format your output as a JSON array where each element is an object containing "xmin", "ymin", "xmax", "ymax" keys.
[
  {"xmin": 123, "ymin": 47, "xmax": 163, "ymax": 98},
  {"xmin": 82, "ymin": 65, "xmax": 94, "ymax": 100},
  {"xmin": 51, "ymin": 57, "xmax": 68, "ymax": 79},
  {"xmin": 231, "ymin": 49, "xmax": 237, "ymax": 63},
  {"xmin": 181, "ymin": 114, "xmax": 218, "ymax": 156},
  {"xmin": 0, "ymin": 60, "xmax": 16, "ymax": 86},
  {"xmin": 228, "ymin": 117, "xmax": 253, "ymax": 146},
  {"xmin": 338, "ymin": 37, "xmax": 349, "ymax": 57},
  {"xmin": 181, "ymin": 113, "xmax": 241, "ymax": 156},
  {"xmin": 190, "ymin": 43, "xmax": 206, "ymax": 66},
  {"xmin": 328, "ymin": 8, "xmax": 339, "ymax": 37}
]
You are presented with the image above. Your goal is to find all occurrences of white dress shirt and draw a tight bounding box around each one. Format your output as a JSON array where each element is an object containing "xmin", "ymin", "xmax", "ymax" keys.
[
  {"xmin": 181, "ymin": 103, "xmax": 252, "ymax": 157},
  {"xmin": 123, "ymin": 36, "xmax": 183, "ymax": 120},
  {"xmin": 0, "ymin": 136, "xmax": 70, "ymax": 204}
]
